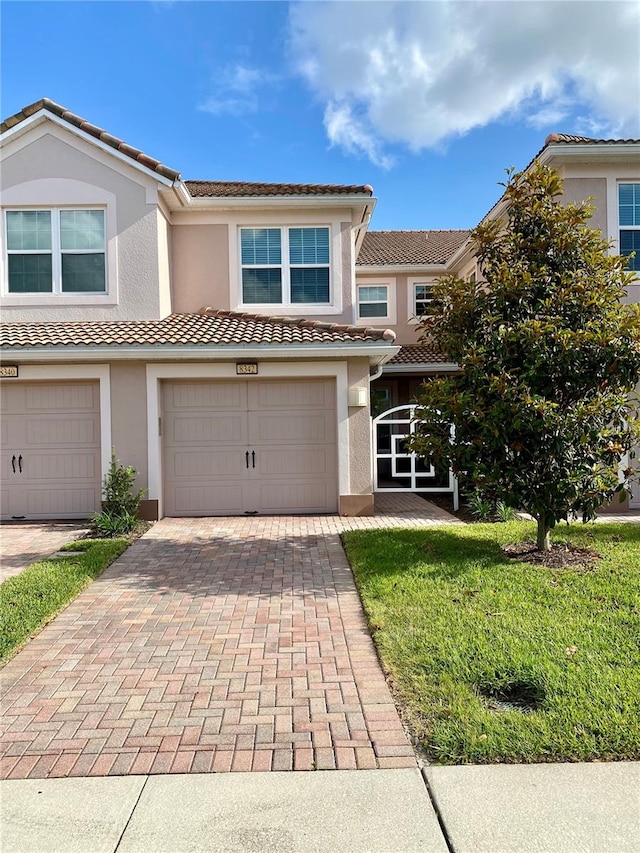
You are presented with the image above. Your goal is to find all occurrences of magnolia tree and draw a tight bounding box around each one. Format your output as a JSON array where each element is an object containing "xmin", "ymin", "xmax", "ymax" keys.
[{"xmin": 409, "ymin": 164, "xmax": 640, "ymax": 551}]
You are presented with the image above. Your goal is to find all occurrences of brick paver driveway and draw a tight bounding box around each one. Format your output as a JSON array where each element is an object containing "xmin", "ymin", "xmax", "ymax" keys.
[{"xmin": 1, "ymin": 501, "xmax": 455, "ymax": 780}]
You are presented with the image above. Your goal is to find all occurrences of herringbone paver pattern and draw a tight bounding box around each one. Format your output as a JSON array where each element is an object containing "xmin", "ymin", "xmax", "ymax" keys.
[
  {"xmin": 0, "ymin": 522, "xmax": 90, "ymax": 583},
  {"xmin": 0, "ymin": 500, "xmax": 454, "ymax": 780}
]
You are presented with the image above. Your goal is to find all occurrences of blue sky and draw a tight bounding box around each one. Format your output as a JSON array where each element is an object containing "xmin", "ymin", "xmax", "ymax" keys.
[{"xmin": 2, "ymin": 1, "xmax": 638, "ymax": 230}]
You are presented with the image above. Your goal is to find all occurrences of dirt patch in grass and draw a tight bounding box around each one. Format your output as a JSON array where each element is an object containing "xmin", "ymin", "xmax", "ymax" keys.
[{"xmin": 503, "ymin": 539, "xmax": 601, "ymax": 568}]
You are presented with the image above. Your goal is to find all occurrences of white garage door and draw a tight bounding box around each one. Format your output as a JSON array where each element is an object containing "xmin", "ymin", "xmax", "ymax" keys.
[
  {"xmin": 0, "ymin": 382, "xmax": 102, "ymax": 520},
  {"xmin": 162, "ymin": 379, "xmax": 338, "ymax": 516}
]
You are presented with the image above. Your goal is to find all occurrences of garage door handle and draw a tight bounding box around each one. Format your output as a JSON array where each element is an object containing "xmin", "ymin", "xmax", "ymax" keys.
[
  {"xmin": 18, "ymin": 455, "xmax": 22, "ymax": 473},
  {"xmin": 245, "ymin": 451, "xmax": 250, "ymax": 469},
  {"xmin": 251, "ymin": 451, "xmax": 255, "ymax": 469},
  {"xmin": 11, "ymin": 455, "xmax": 16, "ymax": 473}
]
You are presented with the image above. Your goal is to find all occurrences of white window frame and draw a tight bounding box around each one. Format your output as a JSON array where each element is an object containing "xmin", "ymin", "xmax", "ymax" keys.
[
  {"xmin": 618, "ymin": 182, "xmax": 640, "ymax": 274},
  {"xmin": 3, "ymin": 206, "xmax": 107, "ymax": 297},
  {"xmin": 355, "ymin": 278, "xmax": 396, "ymax": 325},
  {"xmin": 239, "ymin": 225, "xmax": 331, "ymax": 309},
  {"xmin": 408, "ymin": 276, "xmax": 437, "ymax": 324}
]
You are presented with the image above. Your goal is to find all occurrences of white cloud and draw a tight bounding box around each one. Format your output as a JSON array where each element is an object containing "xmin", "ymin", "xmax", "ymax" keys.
[
  {"xmin": 289, "ymin": 0, "xmax": 640, "ymax": 165},
  {"xmin": 199, "ymin": 64, "xmax": 277, "ymax": 117}
]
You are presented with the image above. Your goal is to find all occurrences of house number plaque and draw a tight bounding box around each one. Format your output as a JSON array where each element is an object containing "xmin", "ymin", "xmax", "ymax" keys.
[
  {"xmin": 236, "ymin": 363, "xmax": 258, "ymax": 375},
  {"xmin": 0, "ymin": 365, "xmax": 19, "ymax": 378}
]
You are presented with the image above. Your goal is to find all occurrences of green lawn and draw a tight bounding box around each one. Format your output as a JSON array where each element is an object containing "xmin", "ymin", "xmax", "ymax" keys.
[
  {"xmin": 342, "ymin": 521, "xmax": 640, "ymax": 764},
  {"xmin": 0, "ymin": 538, "xmax": 127, "ymax": 664}
]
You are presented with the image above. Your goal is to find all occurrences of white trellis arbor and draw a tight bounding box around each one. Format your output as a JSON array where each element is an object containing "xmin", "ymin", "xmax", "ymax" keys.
[{"xmin": 372, "ymin": 404, "xmax": 459, "ymax": 510}]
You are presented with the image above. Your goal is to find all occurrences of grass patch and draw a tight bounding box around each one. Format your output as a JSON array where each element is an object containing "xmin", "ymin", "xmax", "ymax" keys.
[
  {"xmin": 342, "ymin": 521, "xmax": 640, "ymax": 764},
  {"xmin": 1, "ymin": 538, "xmax": 127, "ymax": 664}
]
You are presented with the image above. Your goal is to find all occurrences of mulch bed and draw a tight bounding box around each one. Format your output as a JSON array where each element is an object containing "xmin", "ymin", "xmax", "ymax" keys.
[{"xmin": 503, "ymin": 539, "xmax": 601, "ymax": 569}]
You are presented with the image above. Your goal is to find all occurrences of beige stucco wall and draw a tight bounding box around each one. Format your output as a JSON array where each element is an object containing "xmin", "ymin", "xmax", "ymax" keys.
[
  {"xmin": 347, "ymin": 358, "xmax": 374, "ymax": 495},
  {"xmin": 1, "ymin": 124, "xmax": 166, "ymax": 321},
  {"xmin": 355, "ymin": 270, "xmax": 441, "ymax": 345},
  {"xmin": 561, "ymin": 178, "xmax": 608, "ymax": 235},
  {"xmin": 109, "ymin": 361, "xmax": 149, "ymax": 491},
  {"xmin": 171, "ymin": 224, "xmax": 230, "ymax": 313}
]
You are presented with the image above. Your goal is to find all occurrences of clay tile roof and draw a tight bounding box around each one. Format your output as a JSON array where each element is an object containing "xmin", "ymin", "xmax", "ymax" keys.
[
  {"xmin": 185, "ymin": 181, "xmax": 374, "ymax": 198},
  {"xmin": 544, "ymin": 133, "xmax": 640, "ymax": 145},
  {"xmin": 386, "ymin": 344, "xmax": 452, "ymax": 366},
  {"xmin": 0, "ymin": 310, "xmax": 396, "ymax": 349},
  {"xmin": 0, "ymin": 98, "xmax": 181, "ymax": 182},
  {"xmin": 357, "ymin": 230, "xmax": 470, "ymax": 266}
]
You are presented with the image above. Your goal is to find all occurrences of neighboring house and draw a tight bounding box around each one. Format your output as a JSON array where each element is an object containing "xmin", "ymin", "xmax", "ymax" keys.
[{"xmin": 0, "ymin": 100, "xmax": 638, "ymax": 520}]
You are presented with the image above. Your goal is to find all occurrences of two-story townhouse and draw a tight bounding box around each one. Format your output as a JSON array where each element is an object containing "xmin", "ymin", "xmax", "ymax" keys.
[
  {"xmin": 1, "ymin": 100, "xmax": 638, "ymax": 521},
  {"xmin": 356, "ymin": 133, "xmax": 640, "ymax": 509},
  {"xmin": 0, "ymin": 99, "xmax": 399, "ymax": 522}
]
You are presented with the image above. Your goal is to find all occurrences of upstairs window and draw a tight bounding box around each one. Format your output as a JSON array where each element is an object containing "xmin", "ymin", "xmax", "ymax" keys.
[
  {"xmin": 241, "ymin": 226, "xmax": 330, "ymax": 305},
  {"xmin": 413, "ymin": 283, "xmax": 434, "ymax": 317},
  {"xmin": 619, "ymin": 183, "xmax": 640, "ymax": 272},
  {"xmin": 357, "ymin": 284, "xmax": 389, "ymax": 319},
  {"xmin": 5, "ymin": 209, "xmax": 106, "ymax": 294}
]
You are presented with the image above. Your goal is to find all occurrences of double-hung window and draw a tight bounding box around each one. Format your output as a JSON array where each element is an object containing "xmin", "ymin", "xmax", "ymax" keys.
[
  {"xmin": 413, "ymin": 283, "xmax": 434, "ymax": 317},
  {"xmin": 5, "ymin": 209, "xmax": 106, "ymax": 294},
  {"xmin": 357, "ymin": 285, "xmax": 388, "ymax": 319},
  {"xmin": 619, "ymin": 184, "xmax": 640, "ymax": 272},
  {"xmin": 240, "ymin": 226, "xmax": 330, "ymax": 305}
]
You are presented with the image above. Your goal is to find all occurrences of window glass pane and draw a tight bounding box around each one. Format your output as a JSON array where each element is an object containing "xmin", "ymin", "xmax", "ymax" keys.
[
  {"xmin": 61, "ymin": 254, "xmax": 106, "ymax": 292},
  {"xmin": 241, "ymin": 228, "xmax": 281, "ymax": 265},
  {"xmin": 415, "ymin": 284, "xmax": 432, "ymax": 300},
  {"xmin": 359, "ymin": 302, "xmax": 387, "ymax": 318},
  {"xmin": 242, "ymin": 268, "xmax": 282, "ymax": 303},
  {"xmin": 290, "ymin": 267, "xmax": 330, "ymax": 303},
  {"xmin": 359, "ymin": 286, "xmax": 388, "ymax": 302},
  {"xmin": 6, "ymin": 210, "xmax": 51, "ymax": 251},
  {"xmin": 8, "ymin": 254, "xmax": 53, "ymax": 292},
  {"xmin": 60, "ymin": 210, "xmax": 105, "ymax": 251},
  {"xmin": 289, "ymin": 227, "xmax": 330, "ymax": 265},
  {"xmin": 620, "ymin": 231, "xmax": 640, "ymax": 271},
  {"xmin": 619, "ymin": 184, "xmax": 640, "ymax": 227}
]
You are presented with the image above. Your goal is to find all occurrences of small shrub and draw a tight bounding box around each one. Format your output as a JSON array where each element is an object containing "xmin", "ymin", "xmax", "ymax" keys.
[
  {"xmin": 92, "ymin": 450, "xmax": 145, "ymax": 537},
  {"xmin": 494, "ymin": 500, "xmax": 518, "ymax": 523},
  {"xmin": 92, "ymin": 508, "xmax": 138, "ymax": 537},
  {"xmin": 467, "ymin": 490, "xmax": 494, "ymax": 521}
]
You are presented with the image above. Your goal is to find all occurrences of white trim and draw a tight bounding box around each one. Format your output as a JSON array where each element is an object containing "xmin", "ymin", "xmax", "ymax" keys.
[
  {"xmin": 356, "ymin": 263, "xmax": 447, "ymax": 274},
  {"xmin": 1, "ymin": 179, "xmax": 119, "ymax": 306},
  {"xmin": 234, "ymin": 222, "xmax": 342, "ymax": 315},
  {"xmin": 0, "ymin": 363, "xmax": 111, "ymax": 481},
  {"xmin": 407, "ymin": 276, "xmax": 438, "ymax": 325},
  {"xmin": 2, "ymin": 343, "xmax": 399, "ymax": 365},
  {"xmin": 381, "ymin": 362, "xmax": 459, "ymax": 374},
  {"xmin": 0, "ymin": 111, "xmax": 176, "ymax": 187},
  {"xmin": 146, "ymin": 361, "xmax": 349, "ymax": 518},
  {"xmin": 355, "ymin": 277, "xmax": 396, "ymax": 325}
]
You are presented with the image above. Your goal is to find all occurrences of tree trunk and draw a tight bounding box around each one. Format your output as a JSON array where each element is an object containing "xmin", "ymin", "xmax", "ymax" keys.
[{"xmin": 536, "ymin": 516, "xmax": 551, "ymax": 551}]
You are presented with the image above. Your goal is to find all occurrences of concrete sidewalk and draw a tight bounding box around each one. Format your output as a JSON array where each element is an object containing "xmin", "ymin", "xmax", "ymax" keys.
[{"xmin": 2, "ymin": 762, "xmax": 639, "ymax": 853}]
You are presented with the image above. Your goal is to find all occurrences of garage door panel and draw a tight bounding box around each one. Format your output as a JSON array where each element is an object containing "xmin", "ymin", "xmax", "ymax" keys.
[
  {"xmin": 25, "ymin": 383, "xmax": 98, "ymax": 412},
  {"xmin": 26, "ymin": 417, "xmax": 98, "ymax": 447},
  {"xmin": 171, "ymin": 485, "xmax": 245, "ymax": 516},
  {"xmin": 248, "ymin": 380, "xmax": 332, "ymax": 410},
  {"xmin": 249, "ymin": 412, "xmax": 335, "ymax": 445},
  {"xmin": 163, "ymin": 378, "xmax": 337, "ymax": 517},
  {"xmin": 1, "ymin": 381, "xmax": 101, "ymax": 520},
  {"xmin": 254, "ymin": 482, "xmax": 335, "ymax": 513},
  {"xmin": 257, "ymin": 447, "xmax": 336, "ymax": 478},
  {"xmin": 26, "ymin": 487, "xmax": 100, "ymax": 518},
  {"xmin": 169, "ymin": 414, "xmax": 248, "ymax": 446},
  {"xmin": 169, "ymin": 382, "xmax": 247, "ymax": 411},
  {"xmin": 25, "ymin": 452, "xmax": 99, "ymax": 482},
  {"xmin": 167, "ymin": 450, "xmax": 248, "ymax": 479}
]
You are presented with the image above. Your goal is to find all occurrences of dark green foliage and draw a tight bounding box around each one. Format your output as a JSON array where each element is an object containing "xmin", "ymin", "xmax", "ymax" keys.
[
  {"xmin": 92, "ymin": 449, "xmax": 146, "ymax": 536},
  {"xmin": 410, "ymin": 165, "xmax": 640, "ymax": 549}
]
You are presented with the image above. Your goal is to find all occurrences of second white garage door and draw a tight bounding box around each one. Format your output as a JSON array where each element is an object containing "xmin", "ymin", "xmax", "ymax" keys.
[{"xmin": 162, "ymin": 378, "xmax": 338, "ymax": 516}]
